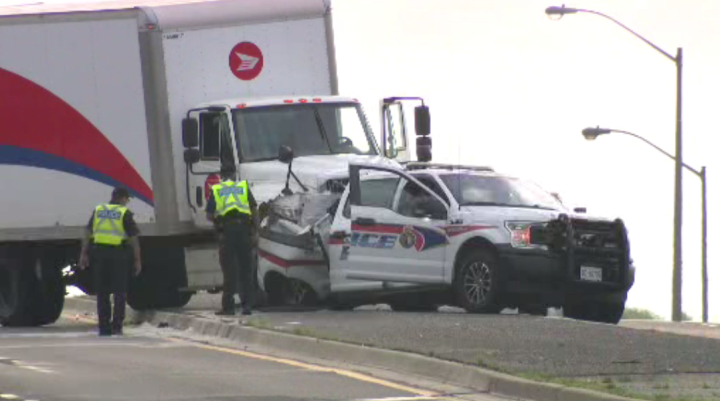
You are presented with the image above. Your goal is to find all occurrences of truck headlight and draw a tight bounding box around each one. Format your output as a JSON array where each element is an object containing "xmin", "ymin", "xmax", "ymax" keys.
[{"xmin": 505, "ymin": 221, "xmax": 544, "ymax": 249}]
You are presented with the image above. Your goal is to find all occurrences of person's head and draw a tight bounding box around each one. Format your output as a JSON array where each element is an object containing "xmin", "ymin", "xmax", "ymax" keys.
[
  {"xmin": 111, "ymin": 187, "xmax": 131, "ymax": 206},
  {"xmin": 220, "ymin": 164, "xmax": 237, "ymax": 181}
]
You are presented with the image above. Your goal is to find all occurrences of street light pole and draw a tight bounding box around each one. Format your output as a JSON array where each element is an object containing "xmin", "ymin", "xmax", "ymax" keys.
[
  {"xmin": 702, "ymin": 166, "xmax": 708, "ymax": 323},
  {"xmin": 674, "ymin": 48, "xmax": 684, "ymax": 323},
  {"xmin": 581, "ymin": 127, "xmax": 709, "ymax": 323},
  {"xmin": 547, "ymin": 5, "xmax": 685, "ymax": 322}
]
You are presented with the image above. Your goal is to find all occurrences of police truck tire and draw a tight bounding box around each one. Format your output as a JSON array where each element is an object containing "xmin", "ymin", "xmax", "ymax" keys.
[
  {"xmin": 453, "ymin": 249, "xmax": 502, "ymax": 314},
  {"xmin": 283, "ymin": 279, "xmax": 318, "ymax": 306}
]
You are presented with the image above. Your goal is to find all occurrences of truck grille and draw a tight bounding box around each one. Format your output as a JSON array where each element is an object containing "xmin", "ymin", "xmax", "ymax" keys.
[{"xmin": 570, "ymin": 218, "xmax": 628, "ymax": 285}]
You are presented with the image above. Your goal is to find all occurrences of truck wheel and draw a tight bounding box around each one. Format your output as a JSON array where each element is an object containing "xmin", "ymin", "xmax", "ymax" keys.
[
  {"xmin": 563, "ymin": 299, "xmax": 625, "ymax": 325},
  {"xmin": 0, "ymin": 253, "xmax": 34, "ymax": 326},
  {"xmin": 128, "ymin": 244, "xmax": 192, "ymax": 310},
  {"xmin": 453, "ymin": 249, "xmax": 501, "ymax": 314},
  {"xmin": 31, "ymin": 253, "xmax": 66, "ymax": 326}
]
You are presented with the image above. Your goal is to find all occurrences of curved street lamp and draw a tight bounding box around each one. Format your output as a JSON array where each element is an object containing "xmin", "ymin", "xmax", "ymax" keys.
[
  {"xmin": 582, "ymin": 127, "xmax": 709, "ymax": 323},
  {"xmin": 548, "ymin": 5, "xmax": 685, "ymax": 323}
]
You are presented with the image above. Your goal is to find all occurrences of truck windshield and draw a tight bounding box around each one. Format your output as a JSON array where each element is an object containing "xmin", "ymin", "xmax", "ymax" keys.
[
  {"xmin": 440, "ymin": 174, "xmax": 564, "ymax": 211},
  {"xmin": 232, "ymin": 103, "xmax": 377, "ymax": 162}
]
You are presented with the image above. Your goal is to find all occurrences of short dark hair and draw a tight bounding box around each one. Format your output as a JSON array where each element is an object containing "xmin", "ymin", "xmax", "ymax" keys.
[{"xmin": 111, "ymin": 187, "xmax": 131, "ymax": 201}]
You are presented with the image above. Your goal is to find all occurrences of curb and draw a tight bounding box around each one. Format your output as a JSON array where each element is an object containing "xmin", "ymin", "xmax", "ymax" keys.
[{"xmin": 63, "ymin": 297, "xmax": 640, "ymax": 401}]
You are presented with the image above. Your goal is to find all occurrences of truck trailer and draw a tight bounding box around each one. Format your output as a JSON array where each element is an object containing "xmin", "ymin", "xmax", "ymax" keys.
[{"xmin": 0, "ymin": 0, "xmax": 428, "ymax": 326}]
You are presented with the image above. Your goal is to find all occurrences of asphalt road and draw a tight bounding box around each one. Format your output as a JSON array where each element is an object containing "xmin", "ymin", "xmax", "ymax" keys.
[
  {"xmin": 181, "ymin": 293, "xmax": 720, "ymax": 378},
  {"xmin": 0, "ymin": 316, "xmax": 501, "ymax": 401}
]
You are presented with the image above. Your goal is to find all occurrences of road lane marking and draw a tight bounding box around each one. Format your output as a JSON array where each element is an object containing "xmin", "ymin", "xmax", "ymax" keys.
[
  {"xmin": 66, "ymin": 311, "xmax": 436, "ymax": 396},
  {"xmin": 0, "ymin": 395, "xmax": 20, "ymax": 399},
  {"xmin": 165, "ymin": 338, "xmax": 436, "ymax": 396},
  {"xmin": 353, "ymin": 397, "xmax": 450, "ymax": 401}
]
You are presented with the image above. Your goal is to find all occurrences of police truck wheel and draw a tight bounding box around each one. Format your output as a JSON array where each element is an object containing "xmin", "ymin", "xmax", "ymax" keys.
[
  {"xmin": 283, "ymin": 279, "xmax": 318, "ymax": 306},
  {"xmin": 453, "ymin": 249, "xmax": 502, "ymax": 314}
]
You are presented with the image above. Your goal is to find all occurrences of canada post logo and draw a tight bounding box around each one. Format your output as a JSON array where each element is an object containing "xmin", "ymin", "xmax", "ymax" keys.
[{"xmin": 229, "ymin": 42, "xmax": 264, "ymax": 81}]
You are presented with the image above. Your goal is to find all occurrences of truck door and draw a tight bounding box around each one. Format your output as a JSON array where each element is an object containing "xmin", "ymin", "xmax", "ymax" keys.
[
  {"xmin": 333, "ymin": 164, "xmax": 449, "ymax": 284},
  {"xmin": 185, "ymin": 110, "xmax": 238, "ymax": 227}
]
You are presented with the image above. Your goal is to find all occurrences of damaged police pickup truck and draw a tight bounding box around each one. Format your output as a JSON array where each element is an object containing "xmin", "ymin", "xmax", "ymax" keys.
[{"xmin": 257, "ymin": 162, "xmax": 635, "ymax": 324}]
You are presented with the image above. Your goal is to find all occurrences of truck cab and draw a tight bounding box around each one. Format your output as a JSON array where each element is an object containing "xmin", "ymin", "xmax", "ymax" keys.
[{"xmin": 180, "ymin": 96, "xmax": 429, "ymax": 224}]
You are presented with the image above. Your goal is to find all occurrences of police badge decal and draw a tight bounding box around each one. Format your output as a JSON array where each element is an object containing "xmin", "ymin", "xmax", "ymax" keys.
[{"xmin": 399, "ymin": 226, "xmax": 417, "ymax": 249}]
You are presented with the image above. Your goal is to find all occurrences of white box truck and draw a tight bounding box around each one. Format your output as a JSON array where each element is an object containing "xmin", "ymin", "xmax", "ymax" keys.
[{"xmin": 0, "ymin": 0, "xmax": 430, "ymax": 326}]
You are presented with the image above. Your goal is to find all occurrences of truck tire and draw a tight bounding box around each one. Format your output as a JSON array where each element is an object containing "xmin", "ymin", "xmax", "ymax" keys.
[
  {"xmin": 563, "ymin": 299, "xmax": 625, "ymax": 325},
  {"xmin": 32, "ymin": 253, "xmax": 66, "ymax": 326},
  {"xmin": 0, "ymin": 253, "xmax": 34, "ymax": 326},
  {"xmin": 0, "ymin": 248, "xmax": 65, "ymax": 327},
  {"xmin": 453, "ymin": 249, "xmax": 502, "ymax": 314},
  {"xmin": 128, "ymin": 244, "xmax": 192, "ymax": 310}
]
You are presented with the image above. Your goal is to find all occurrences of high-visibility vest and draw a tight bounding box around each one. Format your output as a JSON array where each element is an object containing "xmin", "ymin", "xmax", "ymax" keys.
[
  {"xmin": 212, "ymin": 180, "xmax": 252, "ymax": 217},
  {"xmin": 92, "ymin": 204, "xmax": 128, "ymax": 246}
]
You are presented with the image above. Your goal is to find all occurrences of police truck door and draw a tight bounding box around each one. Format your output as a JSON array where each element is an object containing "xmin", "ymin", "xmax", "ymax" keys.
[{"xmin": 336, "ymin": 164, "xmax": 449, "ymax": 284}]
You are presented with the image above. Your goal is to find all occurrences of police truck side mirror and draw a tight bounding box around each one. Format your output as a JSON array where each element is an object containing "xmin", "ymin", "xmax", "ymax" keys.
[
  {"xmin": 184, "ymin": 148, "xmax": 200, "ymax": 165},
  {"xmin": 278, "ymin": 145, "xmax": 295, "ymax": 164},
  {"xmin": 415, "ymin": 105, "xmax": 430, "ymax": 136},
  {"xmin": 182, "ymin": 117, "xmax": 199, "ymax": 148}
]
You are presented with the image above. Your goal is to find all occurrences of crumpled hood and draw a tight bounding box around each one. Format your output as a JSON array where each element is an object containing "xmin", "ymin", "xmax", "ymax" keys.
[{"xmin": 241, "ymin": 154, "xmax": 401, "ymax": 203}]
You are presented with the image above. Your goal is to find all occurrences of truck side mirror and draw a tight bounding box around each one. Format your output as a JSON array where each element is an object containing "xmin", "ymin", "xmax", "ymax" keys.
[
  {"xmin": 416, "ymin": 136, "xmax": 432, "ymax": 162},
  {"xmin": 278, "ymin": 145, "xmax": 294, "ymax": 164},
  {"xmin": 184, "ymin": 148, "xmax": 200, "ymax": 165},
  {"xmin": 415, "ymin": 105, "xmax": 430, "ymax": 136},
  {"xmin": 182, "ymin": 118, "xmax": 199, "ymax": 148}
]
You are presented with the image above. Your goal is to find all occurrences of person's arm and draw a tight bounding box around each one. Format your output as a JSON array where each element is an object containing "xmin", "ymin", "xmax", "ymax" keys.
[
  {"xmin": 78, "ymin": 213, "xmax": 94, "ymax": 269},
  {"xmin": 248, "ymin": 187, "xmax": 259, "ymax": 244},
  {"xmin": 206, "ymin": 195, "xmax": 217, "ymax": 223},
  {"xmin": 123, "ymin": 211, "xmax": 142, "ymax": 276}
]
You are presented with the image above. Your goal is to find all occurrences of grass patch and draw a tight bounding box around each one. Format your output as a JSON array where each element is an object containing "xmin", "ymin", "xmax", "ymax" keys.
[
  {"xmin": 243, "ymin": 317, "xmax": 272, "ymax": 330},
  {"xmin": 514, "ymin": 372, "xmax": 715, "ymax": 401},
  {"xmin": 623, "ymin": 308, "xmax": 662, "ymax": 320}
]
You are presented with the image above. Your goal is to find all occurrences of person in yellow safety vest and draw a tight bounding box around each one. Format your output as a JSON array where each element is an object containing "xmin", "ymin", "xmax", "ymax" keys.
[
  {"xmin": 78, "ymin": 187, "xmax": 141, "ymax": 336},
  {"xmin": 206, "ymin": 164, "xmax": 258, "ymax": 316}
]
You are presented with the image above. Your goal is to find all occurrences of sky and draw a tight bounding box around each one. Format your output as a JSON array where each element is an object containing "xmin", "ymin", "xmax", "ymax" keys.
[{"xmin": 0, "ymin": 0, "xmax": 716, "ymax": 322}]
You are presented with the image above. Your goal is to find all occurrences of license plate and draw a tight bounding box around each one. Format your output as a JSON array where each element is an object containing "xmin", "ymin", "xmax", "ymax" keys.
[{"xmin": 580, "ymin": 266, "xmax": 603, "ymax": 282}]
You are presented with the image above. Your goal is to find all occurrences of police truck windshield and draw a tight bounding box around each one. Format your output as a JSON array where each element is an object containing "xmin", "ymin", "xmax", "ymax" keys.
[
  {"xmin": 440, "ymin": 174, "xmax": 564, "ymax": 211},
  {"xmin": 232, "ymin": 103, "xmax": 378, "ymax": 162}
]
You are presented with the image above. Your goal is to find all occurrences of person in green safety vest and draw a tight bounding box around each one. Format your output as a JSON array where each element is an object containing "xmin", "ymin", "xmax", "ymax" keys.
[
  {"xmin": 206, "ymin": 164, "xmax": 258, "ymax": 316},
  {"xmin": 78, "ymin": 187, "xmax": 141, "ymax": 336}
]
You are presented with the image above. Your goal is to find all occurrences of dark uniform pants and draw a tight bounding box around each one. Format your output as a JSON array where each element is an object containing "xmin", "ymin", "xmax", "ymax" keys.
[
  {"xmin": 91, "ymin": 245, "xmax": 130, "ymax": 333},
  {"xmin": 219, "ymin": 221, "xmax": 254, "ymax": 312}
]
